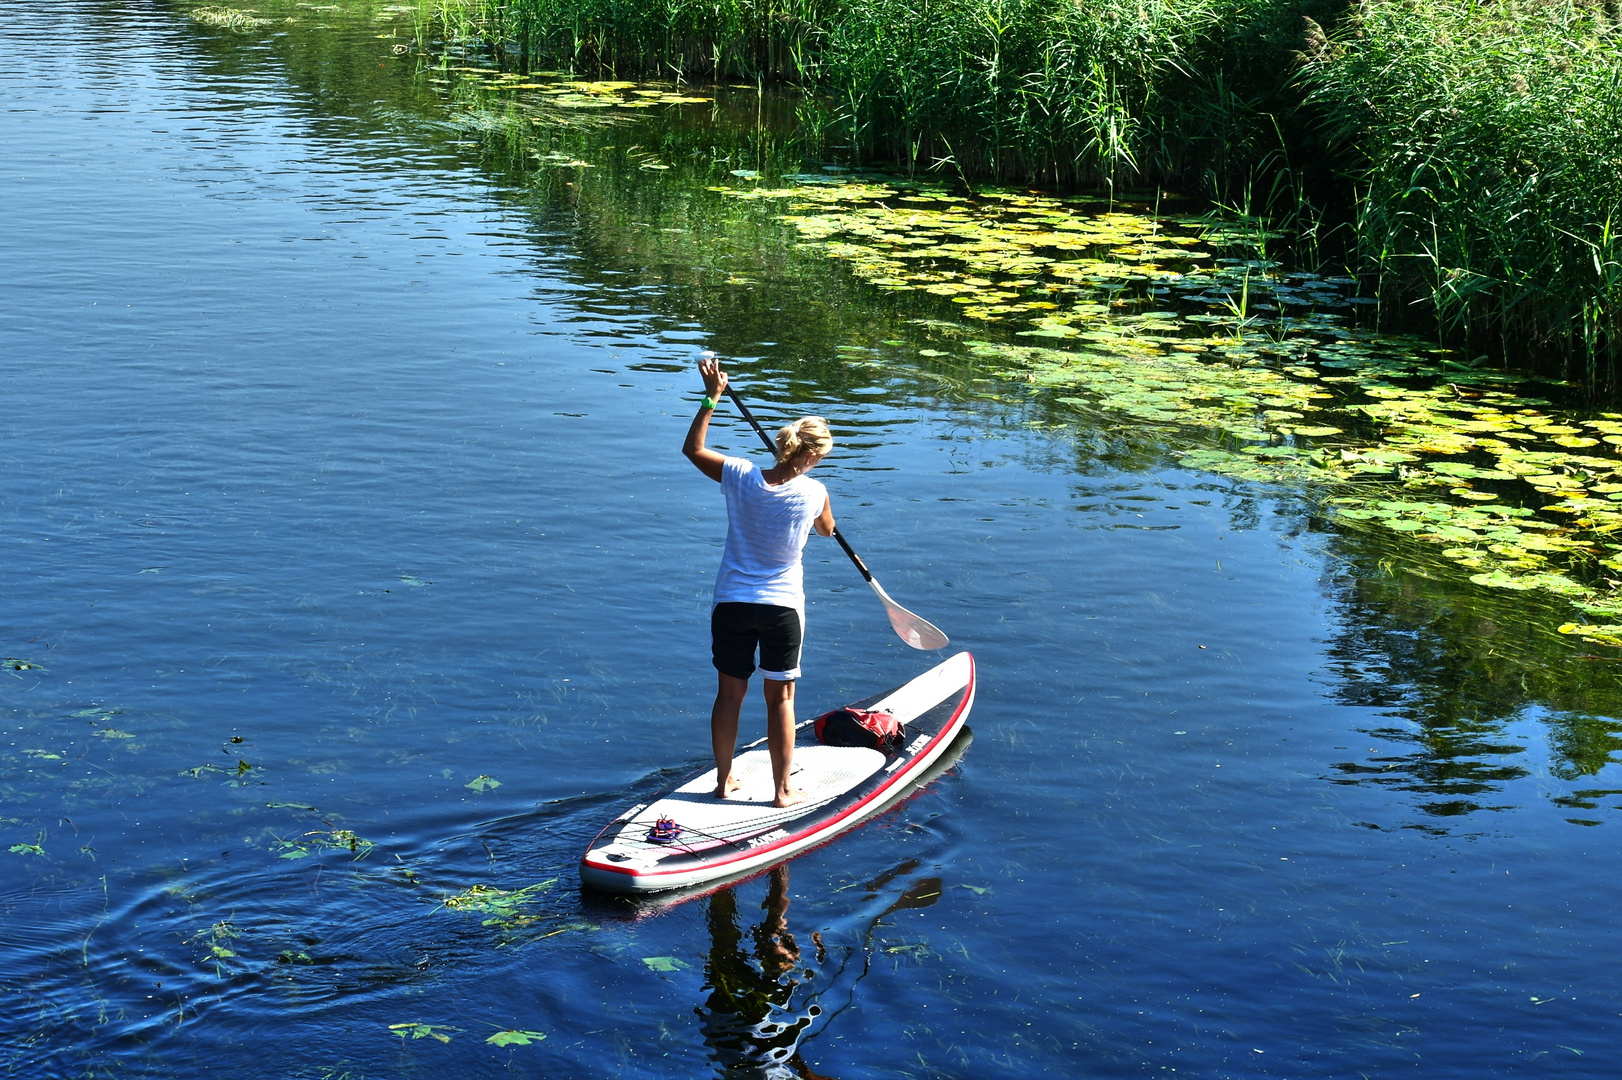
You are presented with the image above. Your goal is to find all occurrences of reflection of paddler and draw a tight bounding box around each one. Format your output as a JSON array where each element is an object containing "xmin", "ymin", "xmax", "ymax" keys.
[{"xmin": 697, "ymin": 864, "xmax": 835, "ymax": 1079}]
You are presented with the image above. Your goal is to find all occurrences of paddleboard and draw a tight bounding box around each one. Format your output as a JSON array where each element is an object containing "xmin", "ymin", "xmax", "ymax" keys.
[{"xmin": 579, "ymin": 651, "xmax": 975, "ymax": 894}]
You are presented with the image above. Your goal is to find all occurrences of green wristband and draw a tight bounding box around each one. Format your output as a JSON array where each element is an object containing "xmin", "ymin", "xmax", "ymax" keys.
[{"xmin": 700, "ymin": 395, "xmax": 719, "ymax": 410}]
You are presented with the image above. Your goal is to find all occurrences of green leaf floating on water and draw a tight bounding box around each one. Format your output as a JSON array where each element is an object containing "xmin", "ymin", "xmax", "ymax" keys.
[
  {"xmin": 642, "ymin": 956, "xmax": 688, "ymax": 972},
  {"xmin": 9, "ymin": 843, "xmax": 44, "ymax": 856},
  {"xmin": 487, "ymin": 1029, "xmax": 547, "ymax": 1047},
  {"xmin": 1470, "ymin": 571, "xmax": 1538, "ymax": 590},
  {"xmin": 442, "ymin": 879, "xmax": 557, "ymax": 916},
  {"xmin": 389, "ymin": 1022, "xmax": 456, "ymax": 1044},
  {"xmin": 466, "ymin": 774, "xmax": 501, "ymax": 792},
  {"xmin": 271, "ymin": 828, "xmax": 375, "ymax": 861}
]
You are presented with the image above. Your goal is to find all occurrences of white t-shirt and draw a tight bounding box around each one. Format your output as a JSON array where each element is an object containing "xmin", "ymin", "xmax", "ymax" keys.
[{"xmin": 714, "ymin": 456, "xmax": 827, "ymax": 610}]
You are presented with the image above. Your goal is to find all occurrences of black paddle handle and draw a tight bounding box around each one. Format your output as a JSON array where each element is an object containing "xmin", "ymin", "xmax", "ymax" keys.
[{"xmin": 721, "ymin": 384, "xmax": 875, "ymax": 584}]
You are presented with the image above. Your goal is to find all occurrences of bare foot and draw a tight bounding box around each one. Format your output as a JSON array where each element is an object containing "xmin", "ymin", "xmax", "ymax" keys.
[
  {"xmin": 714, "ymin": 774, "xmax": 742, "ymax": 799},
  {"xmin": 773, "ymin": 787, "xmax": 807, "ymax": 809}
]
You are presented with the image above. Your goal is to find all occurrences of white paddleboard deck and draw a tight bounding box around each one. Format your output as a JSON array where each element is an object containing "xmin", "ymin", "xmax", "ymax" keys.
[{"xmin": 580, "ymin": 651, "xmax": 975, "ymax": 894}]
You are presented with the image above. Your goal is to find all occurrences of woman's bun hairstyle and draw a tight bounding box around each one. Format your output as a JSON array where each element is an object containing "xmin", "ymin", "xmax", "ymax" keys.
[{"xmin": 775, "ymin": 416, "xmax": 834, "ymax": 465}]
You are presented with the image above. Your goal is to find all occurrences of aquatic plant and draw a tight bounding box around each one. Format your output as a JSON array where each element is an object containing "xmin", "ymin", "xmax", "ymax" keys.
[
  {"xmin": 388, "ymin": 1021, "xmax": 458, "ymax": 1042},
  {"xmin": 191, "ymin": 6, "xmax": 276, "ymax": 30},
  {"xmin": 371, "ymin": 49, "xmax": 1622, "ymax": 651},
  {"xmin": 273, "ymin": 828, "xmax": 377, "ymax": 859},
  {"xmin": 440, "ymin": 879, "xmax": 558, "ymax": 927},
  {"xmin": 699, "ymin": 173, "xmax": 1622, "ymax": 645},
  {"xmin": 486, "ymin": 1027, "xmax": 548, "ymax": 1045},
  {"xmin": 1303, "ymin": 0, "xmax": 1622, "ymax": 377}
]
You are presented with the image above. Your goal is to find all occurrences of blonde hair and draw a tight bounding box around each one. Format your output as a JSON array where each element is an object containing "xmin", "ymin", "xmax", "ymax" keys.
[{"xmin": 775, "ymin": 416, "xmax": 833, "ymax": 465}]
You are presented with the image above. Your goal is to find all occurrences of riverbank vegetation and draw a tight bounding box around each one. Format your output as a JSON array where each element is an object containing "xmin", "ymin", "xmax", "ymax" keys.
[{"xmin": 413, "ymin": 0, "xmax": 1622, "ymax": 379}]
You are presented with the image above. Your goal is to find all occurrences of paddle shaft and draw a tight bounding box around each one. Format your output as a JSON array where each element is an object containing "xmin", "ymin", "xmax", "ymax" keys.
[{"xmin": 722, "ymin": 386, "xmax": 874, "ymax": 583}]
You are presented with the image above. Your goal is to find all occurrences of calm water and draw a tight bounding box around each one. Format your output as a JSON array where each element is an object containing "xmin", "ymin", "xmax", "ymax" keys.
[{"xmin": 4, "ymin": 4, "xmax": 1622, "ymax": 1077}]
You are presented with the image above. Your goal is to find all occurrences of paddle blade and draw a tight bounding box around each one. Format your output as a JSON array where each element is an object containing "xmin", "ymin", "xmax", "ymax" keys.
[{"xmin": 868, "ymin": 579, "xmax": 950, "ymax": 651}]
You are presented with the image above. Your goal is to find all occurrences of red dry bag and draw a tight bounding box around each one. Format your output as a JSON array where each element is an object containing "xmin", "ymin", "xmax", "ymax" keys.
[{"xmin": 814, "ymin": 707, "xmax": 903, "ymax": 750}]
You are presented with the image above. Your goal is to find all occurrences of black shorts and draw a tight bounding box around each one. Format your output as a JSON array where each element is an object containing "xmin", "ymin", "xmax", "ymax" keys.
[{"xmin": 711, "ymin": 603, "xmax": 804, "ymax": 681}]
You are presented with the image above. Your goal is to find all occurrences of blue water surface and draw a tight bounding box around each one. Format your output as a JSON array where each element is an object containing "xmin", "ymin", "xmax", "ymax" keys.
[{"xmin": 2, "ymin": 4, "xmax": 1620, "ymax": 1077}]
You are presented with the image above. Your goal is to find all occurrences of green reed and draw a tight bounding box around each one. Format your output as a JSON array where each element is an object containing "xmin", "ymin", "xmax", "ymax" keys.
[{"xmin": 1304, "ymin": 0, "xmax": 1622, "ymax": 381}]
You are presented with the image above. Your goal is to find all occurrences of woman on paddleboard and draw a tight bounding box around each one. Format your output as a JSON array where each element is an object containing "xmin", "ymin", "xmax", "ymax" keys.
[{"xmin": 683, "ymin": 352, "xmax": 835, "ymax": 809}]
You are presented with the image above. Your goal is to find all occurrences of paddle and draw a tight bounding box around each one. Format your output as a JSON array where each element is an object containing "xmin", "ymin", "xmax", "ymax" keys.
[{"xmin": 721, "ymin": 383, "xmax": 950, "ymax": 651}]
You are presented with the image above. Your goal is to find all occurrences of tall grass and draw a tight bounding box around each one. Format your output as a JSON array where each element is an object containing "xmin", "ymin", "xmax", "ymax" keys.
[
  {"xmin": 1304, "ymin": 0, "xmax": 1622, "ymax": 379},
  {"xmin": 811, "ymin": 0, "xmax": 1228, "ymax": 189},
  {"xmin": 416, "ymin": 0, "xmax": 828, "ymax": 79}
]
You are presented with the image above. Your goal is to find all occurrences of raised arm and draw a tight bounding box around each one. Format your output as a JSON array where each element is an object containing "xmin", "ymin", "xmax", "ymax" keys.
[{"xmin": 681, "ymin": 352, "xmax": 729, "ymax": 483}]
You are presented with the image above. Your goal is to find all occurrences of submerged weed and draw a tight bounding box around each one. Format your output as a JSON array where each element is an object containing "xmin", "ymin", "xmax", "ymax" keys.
[
  {"xmin": 191, "ymin": 6, "xmax": 274, "ymax": 30},
  {"xmin": 440, "ymin": 879, "xmax": 558, "ymax": 926},
  {"xmin": 272, "ymin": 829, "xmax": 376, "ymax": 860}
]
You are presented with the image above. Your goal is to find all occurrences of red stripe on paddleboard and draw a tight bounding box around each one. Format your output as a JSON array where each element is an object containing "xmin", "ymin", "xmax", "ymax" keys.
[{"xmin": 582, "ymin": 656, "xmax": 974, "ymax": 883}]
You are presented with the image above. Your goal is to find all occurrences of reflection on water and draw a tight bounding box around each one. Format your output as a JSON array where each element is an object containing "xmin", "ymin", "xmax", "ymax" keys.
[
  {"xmin": 696, "ymin": 857, "xmax": 951, "ymax": 1079},
  {"xmin": 1320, "ymin": 528, "xmax": 1622, "ymax": 825},
  {"xmin": 700, "ymin": 865, "xmax": 827, "ymax": 1077}
]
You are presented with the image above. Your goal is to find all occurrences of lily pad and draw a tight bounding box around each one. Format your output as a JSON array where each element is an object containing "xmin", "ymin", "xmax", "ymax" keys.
[
  {"xmin": 487, "ymin": 1029, "xmax": 547, "ymax": 1047},
  {"xmin": 1470, "ymin": 571, "xmax": 1537, "ymax": 590}
]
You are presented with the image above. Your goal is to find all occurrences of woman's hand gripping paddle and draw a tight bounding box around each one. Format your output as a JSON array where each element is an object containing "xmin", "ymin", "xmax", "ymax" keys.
[{"xmin": 720, "ymin": 381, "xmax": 950, "ymax": 651}]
